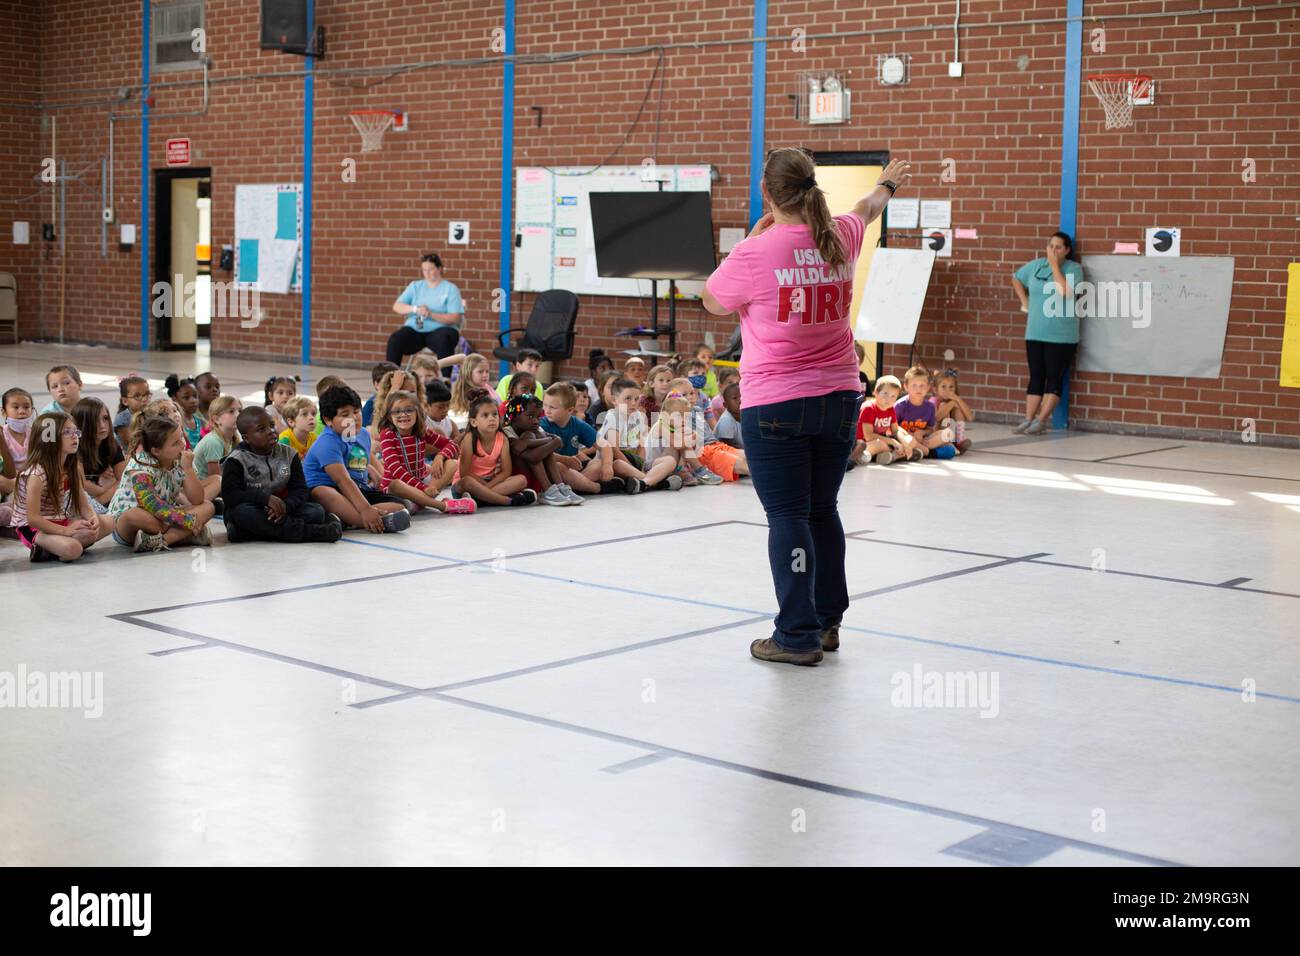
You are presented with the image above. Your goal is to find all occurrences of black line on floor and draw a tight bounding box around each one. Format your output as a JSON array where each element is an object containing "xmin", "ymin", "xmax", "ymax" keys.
[
  {"xmin": 1217, "ymin": 577, "xmax": 1251, "ymax": 588},
  {"xmin": 1092, "ymin": 444, "xmax": 1186, "ymax": 462},
  {"xmin": 421, "ymin": 689, "xmax": 1182, "ymax": 867}
]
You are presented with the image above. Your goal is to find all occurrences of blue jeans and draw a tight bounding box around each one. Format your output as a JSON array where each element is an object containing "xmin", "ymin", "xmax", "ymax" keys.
[{"xmin": 741, "ymin": 390, "xmax": 859, "ymax": 651}]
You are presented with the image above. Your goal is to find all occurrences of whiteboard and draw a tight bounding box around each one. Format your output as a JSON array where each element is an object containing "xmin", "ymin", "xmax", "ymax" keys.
[
  {"xmin": 854, "ymin": 247, "xmax": 937, "ymax": 344},
  {"xmin": 514, "ymin": 165, "xmax": 712, "ymax": 299},
  {"xmin": 234, "ymin": 183, "xmax": 303, "ymax": 294},
  {"xmin": 1076, "ymin": 255, "xmax": 1235, "ymax": 378}
]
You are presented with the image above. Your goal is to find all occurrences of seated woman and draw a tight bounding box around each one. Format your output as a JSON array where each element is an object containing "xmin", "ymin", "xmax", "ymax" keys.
[{"xmin": 385, "ymin": 252, "xmax": 465, "ymax": 365}]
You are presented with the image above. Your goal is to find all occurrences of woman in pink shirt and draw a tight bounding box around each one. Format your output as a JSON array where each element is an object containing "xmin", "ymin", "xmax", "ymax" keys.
[{"xmin": 702, "ymin": 147, "xmax": 910, "ymax": 666}]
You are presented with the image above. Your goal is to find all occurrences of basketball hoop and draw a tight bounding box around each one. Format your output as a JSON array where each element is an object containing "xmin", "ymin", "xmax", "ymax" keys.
[
  {"xmin": 348, "ymin": 109, "xmax": 396, "ymax": 153},
  {"xmin": 1087, "ymin": 74, "xmax": 1152, "ymax": 129}
]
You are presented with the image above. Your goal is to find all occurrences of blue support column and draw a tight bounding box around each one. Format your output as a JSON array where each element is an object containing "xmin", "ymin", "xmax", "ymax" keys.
[
  {"xmin": 140, "ymin": 1, "xmax": 151, "ymax": 351},
  {"xmin": 499, "ymin": 0, "xmax": 516, "ymax": 379},
  {"xmin": 748, "ymin": 0, "xmax": 768, "ymax": 228},
  {"xmin": 1055, "ymin": 0, "xmax": 1083, "ymax": 429},
  {"xmin": 301, "ymin": 0, "xmax": 315, "ymax": 365}
]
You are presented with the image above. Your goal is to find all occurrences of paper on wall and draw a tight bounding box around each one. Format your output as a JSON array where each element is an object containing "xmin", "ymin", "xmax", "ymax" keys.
[
  {"xmin": 886, "ymin": 198, "xmax": 919, "ymax": 229},
  {"xmin": 260, "ymin": 238, "xmax": 299, "ymax": 295},
  {"xmin": 920, "ymin": 200, "xmax": 951, "ymax": 229}
]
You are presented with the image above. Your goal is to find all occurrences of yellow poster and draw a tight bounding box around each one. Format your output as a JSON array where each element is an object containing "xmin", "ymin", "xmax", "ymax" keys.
[{"xmin": 1283, "ymin": 263, "xmax": 1300, "ymax": 388}]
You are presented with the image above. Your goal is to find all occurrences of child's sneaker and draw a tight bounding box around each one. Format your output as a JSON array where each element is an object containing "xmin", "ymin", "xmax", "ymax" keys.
[
  {"xmin": 540, "ymin": 485, "xmax": 571, "ymax": 506},
  {"xmin": 29, "ymin": 543, "xmax": 54, "ymax": 562},
  {"xmin": 305, "ymin": 519, "xmax": 344, "ymax": 543},
  {"xmin": 133, "ymin": 530, "xmax": 168, "ymax": 553},
  {"xmin": 874, "ymin": 450, "xmax": 895, "ymax": 465},
  {"xmin": 509, "ymin": 489, "xmax": 538, "ymax": 506},
  {"xmin": 381, "ymin": 509, "xmax": 411, "ymax": 532},
  {"xmin": 656, "ymin": 475, "xmax": 683, "ymax": 491},
  {"xmin": 675, "ymin": 465, "xmax": 698, "ymax": 486},
  {"xmin": 932, "ymin": 444, "xmax": 957, "ymax": 460},
  {"xmin": 190, "ymin": 524, "xmax": 213, "ymax": 547},
  {"xmin": 956, "ymin": 439, "xmax": 973, "ymax": 454},
  {"xmin": 621, "ymin": 477, "xmax": 647, "ymax": 494},
  {"xmin": 557, "ymin": 483, "xmax": 585, "ymax": 505},
  {"xmin": 692, "ymin": 466, "xmax": 723, "ymax": 485}
]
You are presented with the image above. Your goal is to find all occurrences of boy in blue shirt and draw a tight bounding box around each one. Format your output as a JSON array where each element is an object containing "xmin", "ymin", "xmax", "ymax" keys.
[
  {"xmin": 304, "ymin": 385, "xmax": 411, "ymax": 533},
  {"xmin": 540, "ymin": 381, "xmax": 643, "ymax": 495}
]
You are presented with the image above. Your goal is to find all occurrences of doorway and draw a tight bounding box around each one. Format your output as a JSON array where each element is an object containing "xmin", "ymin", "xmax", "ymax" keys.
[
  {"xmin": 153, "ymin": 167, "xmax": 212, "ymax": 350},
  {"xmin": 810, "ymin": 151, "xmax": 887, "ymax": 382}
]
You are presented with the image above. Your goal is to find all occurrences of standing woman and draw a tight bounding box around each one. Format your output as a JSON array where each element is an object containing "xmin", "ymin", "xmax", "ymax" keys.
[
  {"xmin": 702, "ymin": 148, "xmax": 911, "ymax": 666},
  {"xmin": 385, "ymin": 252, "xmax": 465, "ymax": 365},
  {"xmin": 1009, "ymin": 232, "xmax": 1085, "ymax": 434}
]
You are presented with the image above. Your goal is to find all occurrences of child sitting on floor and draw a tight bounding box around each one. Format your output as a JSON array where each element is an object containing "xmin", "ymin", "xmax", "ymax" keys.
[
  {"xmin": 114, "ymin": 374, "xmax": 151, "ymax": 452},
  {"xmin": 192, "ymin": 394, "xmax": 241, "ymax": 500},
  {"xmin": 264, "ymin": 375, "xmax": 299, "ymax": 434},
  {"xmin": 277, "ymin": 395, "xmax": 319, "ymax": 460},
  {"xmin": 221, "ymin": 407, "xmax": 343, "ymax": 544},
  {"xmin": 41, "ymin": 365, "xmax": 82, "ymax": 415},
  {"xmin": 73, "ymin": 397, "xmax": 126, "ymax": 513},
  {"xmin": 361, "ymin": 362, "xmax": 399, "ymax": 427},
  {"xmin": 851, "ymin": 375, "xmax": 909, "ymax": 467},
  {"xmin": 303, "ymin": 385, "xmax": 411, "ymax": 533},
  {"xmin": 9, "ymin": 409, "xmax": 114, "ymax": 562},
  {"xmin": 641, "ymin": 364, "xmax": 674, "ymax": 421},
  {"xmin": 453, "ymin": 390, "xmax": 536, "ymax": 507},
  {"xmin": 502, "ymin": 392, "xmax": 581, "ymax": 506},
  {"xmin": 164, "ymin": 374, "xmax": 207, "ymax": 448},
  {"xmin": 109, "ymin": 414, "xmax": 216, "ymax": 551},
  {"xmin": 714, "ymin": 382, "xmax": 743, "ymax": 449},
  {"xmin": 894, "ymin": 366, "xmax": 957, "ymax": 460},
  {"xmin": 709, "ymin": 367, "xmax": 740, "ymax": 421},
  {"xmin": 451, "ymin": 353, "xmax": 492, "ymax": 423},
  {"xmin": 686, "ymin": 381, "xmax": 746, "ymax": 483},
  {"xmin": 601, "ymin": 378, "xmax": 680, "ymax": 491},
  {"xmin": 932, "ymin": 368, "xmax": 974, "ymax": 454},
  {"xmin": 496, "ymin": 348, "xmax": 545, "ymax": 401},
  {"xmin": 377, "ymin": 389, "xmax": 474, "ymax": 515},
  {"xmin": 424, "ymin": 379, "xmax": 460, "ymax": 445},
  {"xmin": 541, "ymin": 381, "xmax": 643, "ymax": 496}
]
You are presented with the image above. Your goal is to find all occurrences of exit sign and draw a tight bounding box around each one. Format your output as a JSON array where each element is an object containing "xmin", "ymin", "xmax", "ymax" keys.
[
  {"xmin": 165, "ymin": 139, "xmax": 191, "ymax": 166},
  {"xmin": 808, "ymin": 91, "xmax": 850, "ymax": 125}
]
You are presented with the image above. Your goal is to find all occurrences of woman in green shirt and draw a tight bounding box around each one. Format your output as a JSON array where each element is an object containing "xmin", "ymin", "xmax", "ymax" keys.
[{"xmin": 1010, "ymin": 231, "xmax": 1085, "ymax": 434}]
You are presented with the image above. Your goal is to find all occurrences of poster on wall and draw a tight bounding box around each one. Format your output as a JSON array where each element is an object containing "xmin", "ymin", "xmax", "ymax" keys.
[{"xmin": 234, "ymin": 184, "xmax": 303, "ymax": 294}]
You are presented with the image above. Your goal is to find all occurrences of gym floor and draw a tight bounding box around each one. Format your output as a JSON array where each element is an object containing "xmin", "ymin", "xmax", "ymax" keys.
[{"xmin": 2, "ymin": 342, "xmax": 1297, "ymax": 865}]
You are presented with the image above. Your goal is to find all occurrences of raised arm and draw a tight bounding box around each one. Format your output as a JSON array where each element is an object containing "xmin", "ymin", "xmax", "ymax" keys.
[{"xmin": 851, "ymin": 159, "xmax": 912, "ymax": 225}]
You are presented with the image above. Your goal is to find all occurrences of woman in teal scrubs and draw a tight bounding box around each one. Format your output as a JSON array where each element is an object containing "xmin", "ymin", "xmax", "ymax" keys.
[{"xmin": 1010, "ymin": 232, "xmax": 1085, "ymax": 434}]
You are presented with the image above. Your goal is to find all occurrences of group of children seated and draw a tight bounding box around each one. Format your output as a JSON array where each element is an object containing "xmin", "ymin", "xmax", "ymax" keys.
[
  {"xmin": 851, "ymin": 364, "xmax": 975, "ymax": 467},
  {"xmin": 0, "ymin": 343, "xmax": 751, "ymax": 562}
]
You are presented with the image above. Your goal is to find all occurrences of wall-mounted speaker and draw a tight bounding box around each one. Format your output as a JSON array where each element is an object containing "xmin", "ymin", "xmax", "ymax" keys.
[{"xmin": 260, "ymin": 0, "xmax": 308, "ymax": 52}]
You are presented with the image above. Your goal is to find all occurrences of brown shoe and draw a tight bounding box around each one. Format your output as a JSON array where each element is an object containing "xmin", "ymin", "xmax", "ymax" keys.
[
  {"xmin": 750, "ymin": 637, "xmax": 823, "ymax": 666},
  {"xmin": 821, "ymin": 626, "xmax": 840, "ymax": 652}
]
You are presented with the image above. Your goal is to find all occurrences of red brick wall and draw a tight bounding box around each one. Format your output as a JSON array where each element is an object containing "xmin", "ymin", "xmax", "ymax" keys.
[
  {"xmin": 0, "ymin": 0, "xmax": 41, "ymax": 336},
  {"xmin": 3, "ymin": 0, "xmax": 1297, "ymax": 441}
]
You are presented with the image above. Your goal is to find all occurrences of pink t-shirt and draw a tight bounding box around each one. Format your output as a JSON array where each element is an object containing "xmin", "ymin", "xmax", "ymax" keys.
[{"xmin": 706, "ymin": 212, "xmax": 865, "ymax": 409}]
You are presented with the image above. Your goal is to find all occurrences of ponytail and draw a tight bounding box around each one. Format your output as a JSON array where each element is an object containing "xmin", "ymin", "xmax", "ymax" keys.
[
  {"xmin": 764, "ymin": 146, "xmax": 846, "ymax": 270},
  {"xmin": 801, "ymin": 188, "xmax": 846, "ymax": 270}
]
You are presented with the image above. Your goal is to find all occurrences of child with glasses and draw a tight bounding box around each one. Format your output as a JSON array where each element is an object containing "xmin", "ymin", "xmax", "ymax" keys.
[
  {"xmin": 376, "ymin": 390, "xmax": 475, "ymax": 515},
  {"xmin": 9, "ymin": 410, "xmax": 113, "ymax": 562}
]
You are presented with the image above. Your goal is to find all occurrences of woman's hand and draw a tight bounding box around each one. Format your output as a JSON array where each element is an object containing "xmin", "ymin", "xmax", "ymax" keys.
[
  {"xmin": 876, "ymin": 159, "xmax": 912, "ymax": 190},
  {"xmin": 747, "ymin": 213, "xmax": 774, "ymax": 240},
  {"xmin": 1046, "ymin": 244, "xmax": 1067, "ymax": 268}
]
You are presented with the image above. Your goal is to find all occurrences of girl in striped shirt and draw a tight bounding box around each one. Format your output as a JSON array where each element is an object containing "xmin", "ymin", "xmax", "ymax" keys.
[{"xmin": 376, "ymin": 390, "xmax": 476, "ymax": 515}]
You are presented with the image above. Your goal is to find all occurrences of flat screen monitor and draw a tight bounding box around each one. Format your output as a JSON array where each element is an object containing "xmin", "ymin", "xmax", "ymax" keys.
[{"xmin": 588, "ymin": 191, "xmax": 715, "ymax": 281}]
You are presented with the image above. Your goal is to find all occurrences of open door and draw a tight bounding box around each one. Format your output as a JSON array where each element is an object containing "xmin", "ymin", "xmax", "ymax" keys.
[
  {"xmin": 153, "ymin": 167, "xmax": 212, "ymax": 350},
  {"xmin": 810, "ymin": 151, "xmax": 887, "ymax": 382}
]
